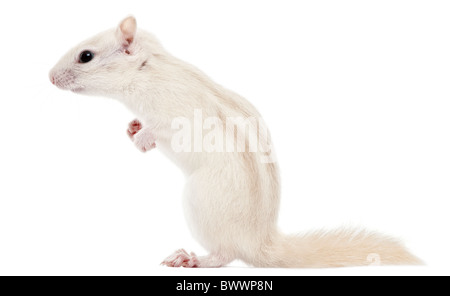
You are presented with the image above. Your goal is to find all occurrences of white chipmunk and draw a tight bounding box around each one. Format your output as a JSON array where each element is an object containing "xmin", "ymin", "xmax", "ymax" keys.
[{"xmin": 49, "ymin": 16, "xmax": 420, "ymax": 268}]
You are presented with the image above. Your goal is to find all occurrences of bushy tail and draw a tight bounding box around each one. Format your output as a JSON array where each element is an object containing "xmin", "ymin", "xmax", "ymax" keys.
[{"xmin": 253, "ymin": 228, "xmax": 422, "ymax": 268}]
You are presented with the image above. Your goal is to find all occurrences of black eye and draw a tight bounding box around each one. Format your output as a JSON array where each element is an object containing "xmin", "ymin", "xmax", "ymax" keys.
[{"xmin": 79, "ymin": 51, "xmax": 94, "ymax": 63}]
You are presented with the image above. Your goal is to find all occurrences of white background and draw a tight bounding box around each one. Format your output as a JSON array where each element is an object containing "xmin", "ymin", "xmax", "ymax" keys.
[{"xmin": 0, "ymin": 0, "xmax": 449, "ymax": 276}]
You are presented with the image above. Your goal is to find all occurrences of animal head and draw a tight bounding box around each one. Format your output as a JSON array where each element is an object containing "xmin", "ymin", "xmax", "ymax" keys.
[{"xmin": 49, "ymin": 16, "xmax": 160, "ymax": 97}]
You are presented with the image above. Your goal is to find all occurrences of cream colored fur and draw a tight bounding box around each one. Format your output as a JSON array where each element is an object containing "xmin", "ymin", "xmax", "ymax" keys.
[{"xmin": 49, "ymin": 16, "xmax": 421, "ymax": 268}]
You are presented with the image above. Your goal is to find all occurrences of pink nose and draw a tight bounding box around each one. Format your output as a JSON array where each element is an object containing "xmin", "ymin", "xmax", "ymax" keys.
[{"xmin": 49, "ymin": 72, "xmax": 55, "ymax": 85}]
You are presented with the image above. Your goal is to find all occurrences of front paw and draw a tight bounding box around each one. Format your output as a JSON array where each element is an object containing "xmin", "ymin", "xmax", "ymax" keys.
[
  {"xmin": 127, "ymin": 119, "xmax": 142, "ymax": 140},
  {"xmin": 134, "ymin": 127, "xmax": 156, "ymax": 153}
]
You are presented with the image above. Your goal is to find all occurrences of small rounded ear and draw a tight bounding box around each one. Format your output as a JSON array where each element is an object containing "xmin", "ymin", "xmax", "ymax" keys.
[{"xmin": 117, "ymin": 16, "xmax": 137, "ymax": 46}]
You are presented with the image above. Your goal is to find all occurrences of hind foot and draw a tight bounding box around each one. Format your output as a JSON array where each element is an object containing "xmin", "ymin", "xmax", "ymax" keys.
[
  {"xmin": 161, "ymin": 249, "xmax": 233, "ymax": 268},
  {"xmin": 161, "ymin": 249, "xmax": 199, "ymax": 268}
]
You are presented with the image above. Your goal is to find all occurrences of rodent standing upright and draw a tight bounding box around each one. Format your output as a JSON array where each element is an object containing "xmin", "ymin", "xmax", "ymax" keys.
[{"xmin": 49, "ymin": 16, "xmax": 421, "ymax": 268}]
